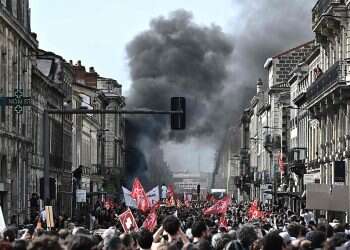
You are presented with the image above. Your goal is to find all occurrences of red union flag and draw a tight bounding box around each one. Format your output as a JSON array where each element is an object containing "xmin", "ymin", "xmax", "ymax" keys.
[
  {"xmin": 142, "ymin": 211, "xmax": 157, "ymax": 232},
  {"xmin": 218, "ymin": 215, "xmax": 228, "ymax": 230},
  {"xmin": 131, "ymin": 178, "xmax": 150, "ymax": 212},
  {"xmin": 184, "ymin": 193, "xmax": 192, "ymax": 207},
  {"xmin": 166, "ymin": 185, "xmax": 176, "ymax": 207},
  {"xmin": 167, "ymin": 185, "xmax": 175, "ymax": 198},
  {"xmin": 119, "ymin": 208, "xmax": 138, "ymax": 232},
  {"xmin": 203, "ymin": 196, "xmax": 230, "ymax": 215},
  {"xmin": 278, "ymin": 151, "xmax": 287, "ymax": 175},
  {"xmin": 248, "ymin": 200, "xmax": 264, "ymax": 220}
]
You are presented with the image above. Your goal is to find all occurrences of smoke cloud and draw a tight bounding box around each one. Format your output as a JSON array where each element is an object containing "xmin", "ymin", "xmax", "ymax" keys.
[{"xmin": 125, "ymin": 0, "xmax": 317, "ymax": 184}]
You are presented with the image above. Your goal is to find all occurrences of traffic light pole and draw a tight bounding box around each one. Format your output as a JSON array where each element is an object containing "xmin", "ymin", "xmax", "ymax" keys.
[{"xmin": 42, "ymin": 108, "xmax": 183, "ymax": 204}]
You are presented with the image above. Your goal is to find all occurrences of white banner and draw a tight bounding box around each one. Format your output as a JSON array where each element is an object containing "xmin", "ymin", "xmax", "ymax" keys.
[
  {"xmin": 122, "ymin": 187, "xmax": 137, "ymax": 208},
  {"xmin": 0, "ymin": 206, "xmax": 6, "ymax": 232},
  {"xmin": 161, "ymin": 185, "xmax": 167, "ymax": 199},
  {"xmin": 147, "ymin": 186, "xmax": 160, "ymax": 206}
]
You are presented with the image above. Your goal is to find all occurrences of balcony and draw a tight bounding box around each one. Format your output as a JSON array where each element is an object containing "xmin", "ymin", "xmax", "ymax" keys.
[
  {"xmin": 306, "ymin": 61, "xmax": 348, "ymax": 106},
  {"xmin": 312, "ymin": 0, "xmax": 345, "ymax": 29},
  {"xmin": 288, "ymin": 148, "xmax": 307, "ymax": 176},
  {"xmin": 91, "ymin": 164, "xmax": 102, "ymax": 176},
  {"xmin": 292, "ymin": 75, "xmax": 309, "ymax": 106}
]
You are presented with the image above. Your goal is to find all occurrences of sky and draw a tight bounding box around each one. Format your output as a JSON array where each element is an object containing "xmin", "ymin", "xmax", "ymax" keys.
[{"xmin": 30, "ymin": 0, "xmax": 316, "ymax": 174}]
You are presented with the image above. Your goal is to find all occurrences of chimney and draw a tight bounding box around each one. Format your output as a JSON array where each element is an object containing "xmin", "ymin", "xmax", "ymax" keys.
[
  {"xmin": 89, "ymin": 67, "xmax": 95, "ymax": 73},
  {"xmin": 77, "ymin": 60, "xmax": 82, "ymax": 67},
  {"xmin": 69, "ymin": 60, "xmax": 73, "ymax": 65},
  {"xmin": 257, "ymin": 78, "xmax": 263, "ymax": 94}
]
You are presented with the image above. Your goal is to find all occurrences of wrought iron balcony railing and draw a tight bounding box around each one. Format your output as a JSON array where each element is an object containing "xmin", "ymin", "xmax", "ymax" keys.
[
  {"xmin": 306, "ymin": 61, "xmax": 347, "ymax": 102},
  {"xmin": 91, "ymin": 164, "xmax": 102, "ymax": 175}
]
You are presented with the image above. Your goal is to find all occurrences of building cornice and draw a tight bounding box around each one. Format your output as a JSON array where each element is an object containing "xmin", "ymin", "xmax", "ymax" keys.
[{"xmin": 0, "ymin": 6, "xmax": 38, "ymax": 49}]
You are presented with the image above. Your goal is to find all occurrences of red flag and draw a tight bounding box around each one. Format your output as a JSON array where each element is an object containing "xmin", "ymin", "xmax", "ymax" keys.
[
  {"xmin": 150, "ymin": 201, "xmax": 160, "ymax": 212},
  {"xmin": 218, "ymin": 216, "xmax": 228, "ymax": 230},
  {"xmin": 248, "ymin": 200, "xmax": 264, "ymax": 220},
  {"xmin": 166, "ymin": 196, "xmax": 176, "ymax": 207},
  {"xmin": 278, "ymin": 151, "xmax": 286, "ymax": 175},
  {"xmin": 184, "ymin": 193, "xmax": 192, "ymax": 207},
  {"xmin": 167, "ymin": 185, "xmax": 175, "ymax": 198},
  {"xmin": 104, "ymin": 198, "xmax": 115, "ymax": 210},
  {"xmin": 131, "ymin": 178, "xmax": 150, "ymax": 212},
  {"xmin": 166, "ymin": 185, "xmax": 176, "ymax": 207},
  {"xmin": 119, "ymin": 208, "xmax": 138, "ymax": 232},
  {"xmin": 203, "ymin": 196, "xmax": 230, "ymax": 215},
  {"xmin": 142, "ymin": 211, "xmax": 157, "ymax": 232}
]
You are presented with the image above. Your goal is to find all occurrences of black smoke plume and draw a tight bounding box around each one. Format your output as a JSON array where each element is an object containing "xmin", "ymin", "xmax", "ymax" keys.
[
  {"xmin": 125, "ymin": 10, "xmax": 234, "ymax": 187},
  {"xmin": 125, "ymin": 1, "xmax": 317, "ymax": 185}
]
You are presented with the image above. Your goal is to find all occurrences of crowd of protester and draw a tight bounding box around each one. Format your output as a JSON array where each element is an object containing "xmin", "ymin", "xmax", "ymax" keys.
[{"xmin": 1, "ymin": 199, "xmax": 350, "ymax": 250}]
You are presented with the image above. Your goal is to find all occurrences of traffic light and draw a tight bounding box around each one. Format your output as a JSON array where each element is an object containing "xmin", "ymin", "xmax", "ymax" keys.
[
  {"xmin": 170, "ymin": 97, "xmax": 186, "ymax": 130},
  {"xmin": 197, "ymin": 184, "xmax": 200, "ymax": 194}
]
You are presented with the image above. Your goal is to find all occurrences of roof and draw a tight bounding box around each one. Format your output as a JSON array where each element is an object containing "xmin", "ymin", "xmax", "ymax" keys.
[{"xmin": 272, "ymin": 40, "xmax": 314, "ymax": 59}]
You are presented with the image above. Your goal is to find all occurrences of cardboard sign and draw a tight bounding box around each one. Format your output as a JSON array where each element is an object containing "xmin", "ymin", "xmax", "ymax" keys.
[
  {"xmin": 45, "ymin": 206, "xmax": 55, "ymax": 228},
  {"xmin": 0, "ymin": 206, "xmax": 6, "ymax": 231},
  {"xmin": 118, "ymin": 209, "xmax": 138, "ymax": 232}
]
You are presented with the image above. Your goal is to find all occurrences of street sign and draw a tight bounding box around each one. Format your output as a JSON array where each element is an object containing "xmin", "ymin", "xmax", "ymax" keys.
[
  {"xmin": 76, "ymin": 189, "xmax": 87, "ymax": 203},
  {"xmin": 0, "ymin": 89, "xmax": 31, "ymax": 114}
]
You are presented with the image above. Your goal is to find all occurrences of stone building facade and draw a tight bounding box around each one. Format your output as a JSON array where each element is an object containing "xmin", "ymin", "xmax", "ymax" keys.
[
  {"xmin": 0, "ymin": 1, "xmax": 127, "ymax": 224},
  {"xmin": 31, "ymin": 50, "xmax": 73, "ymax": 217},
  {"xmin": 71, "ymin": 61, "xmax": 125, "ymax": 203},
  {"xmin": 305, "ymin": 0, "xmax": 350, "ymax": 221},
  {"xmin": 0, "ymin": 0, "xmax": 37, "ymax": 223}
]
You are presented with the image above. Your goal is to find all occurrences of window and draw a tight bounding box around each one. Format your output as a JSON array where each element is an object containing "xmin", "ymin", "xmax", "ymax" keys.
[
  {"xmin": 6, "ymin": 0, "xmax": 12, "ymax": 12},
  {"xmin": 0, "ymin": 106, "xmax": 5, "ymax": 123},
  {"xmin": 12, "ymin": 108, "xmax": 16, "ymax": 128},
  {"xmin": 0, "ymin": 155, "xmax": 6, "ymax": 182},
  {"xmin": 17, "ymin": 0, "xmax": 23, "ymax": 24}
]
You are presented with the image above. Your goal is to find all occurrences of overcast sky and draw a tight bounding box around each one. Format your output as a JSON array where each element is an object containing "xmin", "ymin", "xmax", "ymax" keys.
[
  {"xmin": 30, "ymin": 0, "xmax": 315, "ymax": 173},
  {"xmin": 30, "ymin": 0, "xmax": 236, "ymax": 94}
]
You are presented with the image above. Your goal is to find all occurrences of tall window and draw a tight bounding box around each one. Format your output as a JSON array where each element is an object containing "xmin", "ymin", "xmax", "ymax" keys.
[
  {"xmin": 0, "ymin": 106, "xmax": 5, "ymax": 123},
  {"xmin": 17, "ymin": 0, "xmax": 23, "ymax": 24},
  {"xmin": 12, "ymin": 108, "xmax": 16, "ymax": 129},
  {"xmin": 0, "ymin": 155, "xmax": 6, "ymax": 182},
  {"xmin": 6, "ymin": 0, "xmax": 12, "ymax": 12}
]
